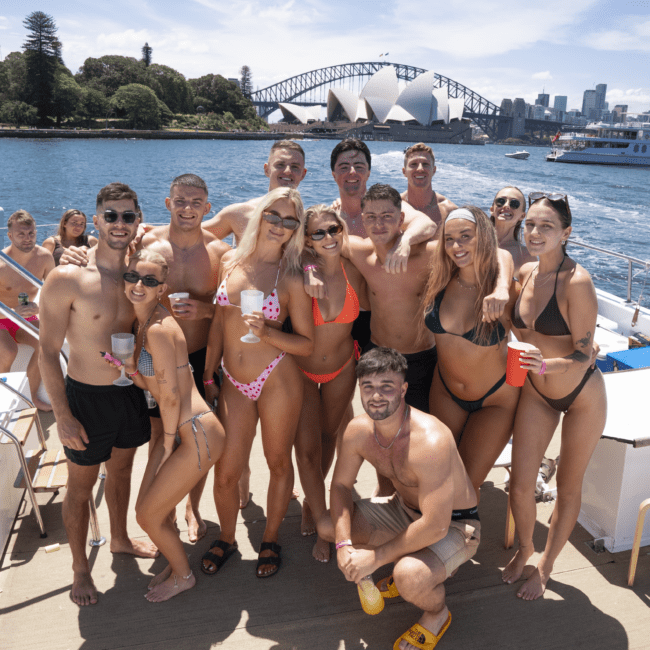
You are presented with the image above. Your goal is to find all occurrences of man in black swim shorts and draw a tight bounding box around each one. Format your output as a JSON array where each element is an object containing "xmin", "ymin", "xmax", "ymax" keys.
[{"xmin": 40, "ymin": 182, "xmax": 158, "ymax": 607}]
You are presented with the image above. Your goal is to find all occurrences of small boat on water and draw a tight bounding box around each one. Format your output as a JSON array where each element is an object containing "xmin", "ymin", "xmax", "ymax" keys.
[
  {"xmin": 546, "ymin": 123, "xmax": 650, "ymax": 166},
  {"xmin": 505, "ymin": 150, "xmax": 530, "ymax": 160}
]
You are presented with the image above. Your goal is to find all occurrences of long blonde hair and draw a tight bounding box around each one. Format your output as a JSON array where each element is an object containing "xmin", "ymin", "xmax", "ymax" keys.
[
  {"xmin": 420, "ymin": 205, "xmax": 500, "ymax": 346},
  {"xmin": 230, "ymin": 187, "xmax": 305, "ymax": 274},
  {"xmin": 303, "ymin": 204, "xmax": 350, "ymax": 263}
]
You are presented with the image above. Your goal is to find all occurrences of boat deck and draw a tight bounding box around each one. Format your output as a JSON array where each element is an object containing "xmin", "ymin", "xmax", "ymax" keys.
[{"xmin": 1, "ymin": 395, "xmax": 649, "ymax": 650}]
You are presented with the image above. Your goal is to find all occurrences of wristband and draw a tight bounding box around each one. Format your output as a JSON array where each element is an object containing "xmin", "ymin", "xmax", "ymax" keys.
[
  {"xmin": 126, "ymin": 369, "xmax": 139, "ymax": 378},
  {"xmin": 164, "ymin": 432, "xmax": 176, "ymax": 436},
  {"xmin": 335, "ymin": 539, "xmax": 352, "ymax": 550},
  {"xmin": 538, "ymin": 361, "xmax": 547, "ymax": 375},
  {"xmin": 203, "ymin": 378, "xmax": 215, "ymax": 385},
  {"xmin": 303, "ymin": 264, "xmax": 318, "ymax": 273}
]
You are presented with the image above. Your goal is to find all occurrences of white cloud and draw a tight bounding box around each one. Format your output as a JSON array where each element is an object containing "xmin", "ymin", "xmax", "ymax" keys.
[
  {"xmin": 0, "ymin": 17, "xmax": 8, "ymax": 30},
  {"xmin": 583, "ymin": 19, "xmax": 650, "ymax": 51},
  {"xmin": 606, "ymin": 87, "xmax": 650, "ymax": 107},
  {"xmin": 532, "ymin": 71, "xmax": 553, "ymax": 80}
]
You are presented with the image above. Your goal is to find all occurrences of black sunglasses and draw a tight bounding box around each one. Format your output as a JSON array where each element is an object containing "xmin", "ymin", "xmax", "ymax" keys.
[
  {"xmin": 123, "ymin": 271, "xmax": 164, "ymax": 287},
  {"xmin": 309, "ymin": 224, "xmax": 344, "ymax": 241},
  {"xmin": 262, "ymin": 212, "xmax": 300, "ymax": 231},
  {"xmin": 494, "ymin": 197, "xmax": 522, "ymax": 210},
  {"xmin": 528, "ymin": 192, "xmax": 569, "ymax": 208},
  {"xmin": 103, "ymin": 209, "xmax": 139, "ymax": 224}
]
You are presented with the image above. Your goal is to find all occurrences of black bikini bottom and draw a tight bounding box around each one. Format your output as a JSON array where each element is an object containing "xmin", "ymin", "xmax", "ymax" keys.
[
  {"xmin": 438, "ymin": 366, "xmax": 506, "ymax": 414},
  {"xmin": 528, "ymin": 365, "xmax": 597, "ymax": 413}
]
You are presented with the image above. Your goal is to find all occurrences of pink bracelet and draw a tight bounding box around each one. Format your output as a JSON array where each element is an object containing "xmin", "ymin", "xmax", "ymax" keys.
[
  {"xmin": 335, "ymin": 539, "xmax": 352, "ymax": 550},
  {"xmin": 203, "ymin": 378, "xmax": 215, "ymax": 385},
  {"xmin": 538, "ymin": 361, "xmax": 547, "ymax": 375},
  {"xmin": 126, "ymin": 369, "xmax": 139, "ymax": 378},
  {"xmin": 303, "ymin": 264, "xmax": 318, "ymax": 273}
]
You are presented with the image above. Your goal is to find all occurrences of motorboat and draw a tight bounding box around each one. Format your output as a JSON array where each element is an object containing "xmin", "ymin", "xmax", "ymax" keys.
[
  {"xmin": 546, "ymin": 123, "xmax": 650, "ymax": 166},
  {"xmin": 505, "ymin": 150, "xmax": 530, "ymax": 160}
]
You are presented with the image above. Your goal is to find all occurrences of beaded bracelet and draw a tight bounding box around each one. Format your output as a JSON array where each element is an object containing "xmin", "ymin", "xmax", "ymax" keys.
[
  {"xmin": 538, "ymin": 361, "xmax": 547, "ymax": 375},
  {"xmin": 126, "ymin": 369, "xmax": 139, "ymax": 379},
  {"xmin": 335, "ymin": 539, "xmax": 352, "ymax": 550},
  {"xmin": 203, "ymin": 378, "xmax": 215, "ymax": 385},
  {"xmin": 303, "ymin": 264, "xmax": 318, "ymax": 273}
]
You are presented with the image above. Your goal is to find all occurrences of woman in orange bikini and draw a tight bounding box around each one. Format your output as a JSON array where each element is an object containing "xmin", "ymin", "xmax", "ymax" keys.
[
  {"xmin": 294, "ymin": 205, "xmax": 368, "ymax": 563},
  {"xmin": 502, "ymin": 192, "xmax": 606, "ymax": 600},
  {"xmin": 202, "ymin": 187, "xmax": 314, "ymax": 579}
]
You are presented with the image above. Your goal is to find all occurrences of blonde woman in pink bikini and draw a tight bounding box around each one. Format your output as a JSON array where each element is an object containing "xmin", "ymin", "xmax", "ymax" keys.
[{"xmin": 202, "ymin": 187, "xmax": 314, "ymax": 578}]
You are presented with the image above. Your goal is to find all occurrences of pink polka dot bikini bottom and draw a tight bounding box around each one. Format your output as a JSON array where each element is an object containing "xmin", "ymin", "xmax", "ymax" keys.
[{"xmin": 221, "ymin": 352, "xmax": 286, "ymax": 401}]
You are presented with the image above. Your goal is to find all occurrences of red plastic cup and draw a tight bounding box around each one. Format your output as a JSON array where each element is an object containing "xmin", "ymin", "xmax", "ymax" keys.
[{"xmin": 506, "ymin": 342, "xmax": 536, "ymax": 387}]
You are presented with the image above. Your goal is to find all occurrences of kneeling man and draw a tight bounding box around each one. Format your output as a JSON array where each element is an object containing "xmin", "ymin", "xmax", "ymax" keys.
[{"xmin": 319, "ymin": 347, "xmax": 479, "ymax": 650}]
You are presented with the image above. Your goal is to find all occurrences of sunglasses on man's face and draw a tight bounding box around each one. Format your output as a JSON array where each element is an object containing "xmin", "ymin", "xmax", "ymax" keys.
[
  {"xmin": 103, "ymin": 209, "xmax": 139, "ymax": 224},
  {"xmin": 309, "ymin": 224, "xmax": 344, "ymax": 240},
  {"xmin": 494, "ymin": 197, "xmax": 522, "ymax": 210},
  {"xmin": 262, "ymin": 212, "xmax": 300, "ymax": 230},
  {"xmin": 123, "ymin": 271, "xmax": 164, "ymax": 287}
]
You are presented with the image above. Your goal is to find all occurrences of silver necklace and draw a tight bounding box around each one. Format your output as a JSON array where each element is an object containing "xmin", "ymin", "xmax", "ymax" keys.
[
  {"xmin": 373, "ymin": 405, "xmax": 410, "ymax": 450},
  {"xmin": 456, "ymin": 276, "xmax": 477, "ymax": 290}
]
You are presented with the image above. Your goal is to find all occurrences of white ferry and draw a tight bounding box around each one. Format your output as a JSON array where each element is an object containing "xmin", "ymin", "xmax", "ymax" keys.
[{"xmin": 546, "ymin": 123, "xmax": 650, "ymax": 166}]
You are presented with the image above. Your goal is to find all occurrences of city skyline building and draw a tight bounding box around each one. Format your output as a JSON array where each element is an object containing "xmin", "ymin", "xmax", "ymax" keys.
[
  {"xmin": 536, "ymin": 93, "xmax": 550, "ymax": 107},
  {"xmin": 554, "ymin": 95, "xmax": 568, "ymax": 112},
  {"xmin": 582, "ymin": 89, "xmax": 597, "ymax": 120}
]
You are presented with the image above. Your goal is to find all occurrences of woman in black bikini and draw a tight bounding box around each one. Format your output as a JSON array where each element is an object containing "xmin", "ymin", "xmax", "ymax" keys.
[
  {"xmin": 421, "ymin": 206, "xmax": 520, "ymax": 500},
  {"xmin": 502, "ymin": 193, "xmax": 606, "ymax": 601},
  {"xmin": 108, "ymin": 249, "xmax": 226, "ymax": 602},
  {"xmin": 42, "ymin": 209, "xmax": 97, "ymax": 265}
]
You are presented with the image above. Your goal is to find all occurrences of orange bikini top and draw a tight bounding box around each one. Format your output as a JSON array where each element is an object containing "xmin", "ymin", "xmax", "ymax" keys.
[{"xmin": 312, "ymin": 263, "xmax": 360, "ymax": 327}]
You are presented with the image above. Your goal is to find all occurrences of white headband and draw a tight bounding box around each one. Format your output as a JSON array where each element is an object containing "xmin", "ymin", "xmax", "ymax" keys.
[{"xmin": 445, "ymin": 208, "xmax": 476, "ymax": 224}]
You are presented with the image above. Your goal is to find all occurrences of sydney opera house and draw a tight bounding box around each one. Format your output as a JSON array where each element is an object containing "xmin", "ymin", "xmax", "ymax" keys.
[{"xmin": 278, "ymin": 66, "xmax": 466, "ymax": 127}]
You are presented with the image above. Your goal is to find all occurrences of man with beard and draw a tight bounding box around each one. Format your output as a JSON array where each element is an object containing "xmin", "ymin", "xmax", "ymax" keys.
[
  {"xmin": 40, "ymin": 183, "xmax": 157, "ymax": 607},
  {"xmin": 0, "ymin": 210, "xmax": 54, "ymax": 410},
  {"xmin": 319, "ymin": 347, "xmax": 479, "ymax": 650}
]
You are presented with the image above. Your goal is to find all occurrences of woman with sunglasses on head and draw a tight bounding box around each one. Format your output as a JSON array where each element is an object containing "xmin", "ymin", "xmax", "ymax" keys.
[
  {"xmin": 43, "ymin": 209, "xmax": 98, "ymax": 266},
  {"xmin": 421, "ymin": 206, "xmax": 519, "ymax": 501},
  {"xmin": 202, "ymin": 187, "xmax": 314, "ymax": 579},
  {"xmin": 502, "ymin": 192, "xmax": 606, "ymax": 600},
  {"xmin": 293, "ymin": 205, "xmax": 369, "ymax": 563},
  {"xmin": 110, "ymin": 249, "xmax": 226, "ymax": 602},
  {"xmin": 490, "ymin": 187, "xmax": 536, "ymax": 276}
]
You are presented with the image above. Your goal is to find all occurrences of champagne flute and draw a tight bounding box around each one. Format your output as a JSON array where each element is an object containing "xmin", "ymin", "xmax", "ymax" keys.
[
  {"xmin": 111, "ymin": 333, "xmax": 135, "ymax": 386},
  {"xmin": 240, "ymin": 290, "xmax": 264, "ymax": 343}
]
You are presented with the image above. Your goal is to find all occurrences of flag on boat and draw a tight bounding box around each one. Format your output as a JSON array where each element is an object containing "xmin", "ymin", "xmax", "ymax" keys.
[{"xmin": 552, "ymin": 131, "xmax": 561, "ymax": 143}]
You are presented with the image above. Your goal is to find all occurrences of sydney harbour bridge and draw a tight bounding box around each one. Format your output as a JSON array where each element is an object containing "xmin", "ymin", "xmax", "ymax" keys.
[{"xmin": 250, "ymin": 61, "xmax": 561, "ymax": 141}]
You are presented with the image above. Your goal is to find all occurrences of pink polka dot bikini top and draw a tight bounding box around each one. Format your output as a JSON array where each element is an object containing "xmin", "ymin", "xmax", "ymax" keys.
[{"xmin": 216, "ymin": 263, "xmax": 282, "ymax": 321}]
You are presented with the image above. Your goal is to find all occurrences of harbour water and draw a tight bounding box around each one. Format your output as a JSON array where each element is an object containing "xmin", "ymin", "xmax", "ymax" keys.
[{"xmin": 0, "ymin": 137, "xmax": 648, "ymax": 301}]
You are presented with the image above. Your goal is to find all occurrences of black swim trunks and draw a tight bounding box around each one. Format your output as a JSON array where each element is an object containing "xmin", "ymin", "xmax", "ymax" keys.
[
  {"xmin": 364, "ymin": 341, "xmax": 437, "ymax": 413},
  {"xmin": 64, "ymin": 376, "xmax": 151, "ymax": 466},
  {"xmin": 148, "ymin": 346, "xmax": 220, "ymax": 418}
]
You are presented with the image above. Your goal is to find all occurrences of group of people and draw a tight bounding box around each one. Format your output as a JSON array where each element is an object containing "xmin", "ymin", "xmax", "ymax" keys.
[{"xmin": 10, "ymin": 137, "xmax": 605, "ymax": 650}]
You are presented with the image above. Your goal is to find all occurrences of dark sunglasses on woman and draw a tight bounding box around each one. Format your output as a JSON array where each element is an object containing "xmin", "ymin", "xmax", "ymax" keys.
[
  {"xmin": 310, "ymin": 224, "xmax": 344, "ymax": 240},
  {"xmin": 123, "ymin": 271, "xmax": 164, "ymax": 287},
  {"xmin": 262, "ymin": 212, "xmax": 300, "ymax": 230}
]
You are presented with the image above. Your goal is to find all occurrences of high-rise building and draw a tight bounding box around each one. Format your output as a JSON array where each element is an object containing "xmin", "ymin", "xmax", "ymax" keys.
[
  {"xmin": 595, "ymin": 84, "xmax": 607, "ymax": 112},
  {"xmin": 582, "ymin": 90, "xmax": 597, "ymax": 121},
  {"xmin": 553, "ymin": 96, "xmax": 567, "ymax": 112},
  {"xmin": 536, "ymin": 93, "xmax": 550, "ymax": 107},
  {"xmin": 613, "ymin": 105, "xmax": 628, "ymax": 124},
  {"xmin": 512, "ymin": 98, "xmax": 526, "ymax": 137}
]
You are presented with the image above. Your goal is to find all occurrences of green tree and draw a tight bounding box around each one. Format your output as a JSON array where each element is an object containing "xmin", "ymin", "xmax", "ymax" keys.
[
  {"xmin": 80, "ymin": 87, "xmax": 108, "ymax": 120},
  {"xmin": 146, "ymin": 64, "xmax": 193, "ymax": 113},
  {"xmin": 142, "ymin": 43, "xmax": 152, "ymax": 67},
  {"xmin": 76, "ymin": 55, "xmax": 150, "ymax": 98},
  {"xmin": 51, "ymin": 70, "xmax": 83, "ymax": 125},
  {"xmin": 0, "ymin": 100, "xmax": 38, "ymax": 125},
  {"xmin": 239, "ymin": 65, "xmax": 253, "ymax": 99},
  {"xmin": 22, "ymin": 11, "xmax": 62, "ymax": 123},
  {"xmin": 1, "ymin": 52, "xmax": 29, "ymax": 104},
  {"xmin": 110, "ymin": 83, "xmax": 168, "ymax": 129},
  {"xmin": 189, "ymin": 74, "xmax": 257, "ymax": 119}
]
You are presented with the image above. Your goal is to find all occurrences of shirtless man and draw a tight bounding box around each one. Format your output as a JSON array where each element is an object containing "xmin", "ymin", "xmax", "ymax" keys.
[
  {"xmin": 0, "ymin": 210, "xmax": 54, "ymax": 411},
  {"xmin": 318, "ymin": 347, "xmax": 480, "ymax": 650},
  {"xmin": 39, "ymin": 183, "xmax": 157, "ymax": 606},
  {"xmin": 139, "ymin": 174, "xmax": 230, "ymax": 541},
  {"xmin": 201, "ymin": 140, "xmax": 307, "ymax": 242},
  {"xmin": 401, "ymin": 143, "xmax": 458, "ymax": 235}
]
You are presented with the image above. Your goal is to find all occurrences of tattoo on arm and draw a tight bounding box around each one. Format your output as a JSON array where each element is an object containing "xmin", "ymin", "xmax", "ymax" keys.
[
  {"xmin": 155, "ymin": 369, "xmax": 167, "ymax": 385},
  {"xmin": 564, "ymin": 350, "xmax": 590, "ymax": 363},
  {"xmin": 576, "ymin": 331, "xmax": 592, "ymax": 349}
]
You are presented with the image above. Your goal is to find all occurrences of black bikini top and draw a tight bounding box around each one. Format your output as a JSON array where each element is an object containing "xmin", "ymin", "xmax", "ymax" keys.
[
  {"xmin": 512, "ymin": 258, "xmax": 571, "ymax": 336},
  {"xmin": 425, "ymin": 288, "xmax": 505, "ymax": 347}
]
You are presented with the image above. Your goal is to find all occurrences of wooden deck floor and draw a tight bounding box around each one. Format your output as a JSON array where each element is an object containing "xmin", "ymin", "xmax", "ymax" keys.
[{"xmin": 1, "ymin": 398, "xmax": 649, "ymax": 650}]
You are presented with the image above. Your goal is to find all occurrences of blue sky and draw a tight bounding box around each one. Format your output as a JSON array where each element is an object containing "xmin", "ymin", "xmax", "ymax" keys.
[{"xmin": 1, "ymin": 0, "xmax": 649, "ymax": 113}]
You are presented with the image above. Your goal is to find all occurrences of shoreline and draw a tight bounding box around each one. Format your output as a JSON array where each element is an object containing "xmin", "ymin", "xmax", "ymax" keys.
[{"xmin": 0, "ymin": 128, "xmax": 290, "ymax": 141}]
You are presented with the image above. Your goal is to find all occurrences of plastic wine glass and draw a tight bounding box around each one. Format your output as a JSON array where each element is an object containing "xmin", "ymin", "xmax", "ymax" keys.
[
  {"xmin": 111, "ymin": 333, "xmax": 135, "ymax": 386},
  {"xmin": 240, "ymin": 290, "xmax": 264, "ymax": 343}
]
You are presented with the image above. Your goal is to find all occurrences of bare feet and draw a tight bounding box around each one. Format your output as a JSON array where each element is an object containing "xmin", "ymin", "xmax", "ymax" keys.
[
  {"xmin": 301, "ymin": 501, "xmax": 316, "ymax": 536},
  {"xmin": 145, "ymin": 570, "xmax": 196, "ymax": 602},
  {"xmin": 517, "ymin": 565, "xmax": 550, "ymax": 600},
  {"xmin": 312, "ymin": 536, "xmax": 330, "ymax": 563},
  {"xmin": 148, "ymin": 564, "xmax": 172, "ymax": 590},
  {"xmin": 501, "ymin": 543, "xmax": 534, "ymax": 584},
  {"xmin": 34, "ymin": 396, "xmax": 53, "ymax": 412},
  {"xmin": 110, "ymin": 537, "xmax": 159, "ymax": 558},
  {"xmin": 70, "ymin": 571, "xmax": 98, "ymax": 606},
  {"xmin": 239, "ymin": 468, "xmax": 251, "ymax": 509},
  {"xmin": 185, "ymin": 507, "xmax": 207, "ymax": 543}
]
